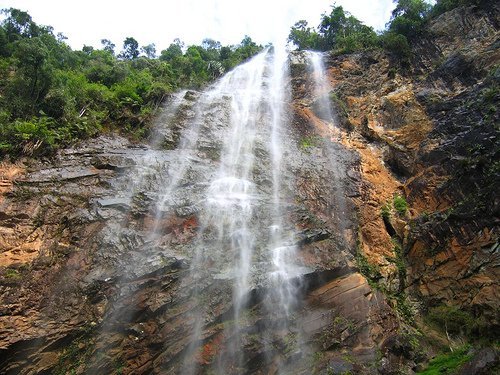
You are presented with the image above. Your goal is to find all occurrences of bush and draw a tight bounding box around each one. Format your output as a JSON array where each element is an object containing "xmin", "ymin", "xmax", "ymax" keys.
[
  {"xmin": 0, "ymin": 116, "xmax": 56, "ymax": 155},
  {"xmin": 393, "ymin": 195, "xmax": 408, "ymax": 215},
  {"xmin": 427, "ymin": 305, "xmax": 479, "ymax": 336},
  {"xmin": 380, "ymin": 32, "xmax": 412, "ymax": 62}
]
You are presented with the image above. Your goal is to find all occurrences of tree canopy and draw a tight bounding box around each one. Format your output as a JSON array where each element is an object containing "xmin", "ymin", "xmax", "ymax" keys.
[
  {"xmin": 0, "ymin": 8, "xmax": 263, "ymax": 158},
  {"xmin": 287, "ymin": 0, "xmax": 474, "ymax": 62},
  {"xmin": 288, "ymin": 5, "xmax": 378, "ymax": 53}
]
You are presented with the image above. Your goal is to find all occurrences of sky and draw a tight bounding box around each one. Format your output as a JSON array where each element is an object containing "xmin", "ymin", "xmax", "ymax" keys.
[{"xmin": 0, "ymin": 0, "xmax": 397, "ymax": 52}]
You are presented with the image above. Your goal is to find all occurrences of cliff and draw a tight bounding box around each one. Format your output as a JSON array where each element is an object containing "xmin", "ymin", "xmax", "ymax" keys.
[{"xmin": 0, "ymin": 4, "xmax": 498, "ymax": 375}]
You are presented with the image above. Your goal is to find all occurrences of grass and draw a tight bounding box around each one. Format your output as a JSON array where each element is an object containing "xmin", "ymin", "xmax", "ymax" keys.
[
  {"xmin": 299, "ymin": 135, "xmax": 320, "ymax": 150},
  {"xmin": 4, "ymin": 268, "xmax": 22, "ymax": 280},
  {"xmin": 416, "ymin": 345, "xmax": 471, "ymax": 375},
  {"xmin": 381, "ymin": 203, "xmax": 391, "ymax": 220}
]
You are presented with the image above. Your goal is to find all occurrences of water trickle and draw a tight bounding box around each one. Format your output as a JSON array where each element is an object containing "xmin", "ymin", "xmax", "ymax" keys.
[{"xmin": 307, "ymin": 51, "xmax": 344, "ymax": 145}]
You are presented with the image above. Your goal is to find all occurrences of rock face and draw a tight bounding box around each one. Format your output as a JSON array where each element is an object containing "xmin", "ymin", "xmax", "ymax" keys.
[
  {"xmin": 307, "ymin": 3, "xmax": 499, "ymax": 323},
  {"xmin": 0, "ymin": 4, "xmax": 498, "ymax": 375},
  {"xmin": 0, "ymin": 62, "xmax": 400, "ymax": 375}
]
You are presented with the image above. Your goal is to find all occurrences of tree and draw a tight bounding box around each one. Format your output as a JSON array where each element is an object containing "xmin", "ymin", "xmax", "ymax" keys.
[
  {"xmin": 14, "ymin": 37, "xmax": 51, "ymax": 99},
  {"xmin": 288, "ymin": 5, "xmax": 377, "ymax": 52},
  {"xmin": 318, "ymin": 6, "xmax": 348, "ymax": 49},
  {"xmin": 288, "ymin": 20, "xmax": 320, "ymax": 50},
  {"xmin": 1, "ymin": 8, "xmax": 39, "ymax": 42},
  {"xmin": 236, "ymin": 36, "xmax": 260, "ymax": 60},
  {"xmin": 56, "ymin": 32, "xmax": 67, "ymax": 42},
  {"xmin": 141, "ymin": 43, "xmax": 156, "ymax": 59},
  {"xmin": 0, "ymin": 26, "xmax": 8, "ymax": 57},
  {"xmin": 219, "ymin": 46, "xmax": 232, "ymax": 60},
  {"xmin": 201, "ymin": 38, "xmax": 221, "ymax": 51},
  {"xmin": 159, "ymin": 39, "xmax": 184, "ymax": 61},
  {"xmin": 6, "ymin": 36, "xmax": 53, "ymax": 117},
  {"xmin": 120, "ymin": 37, "xmax": 139, "ymax": 59},
  {"xmin": 82, "ymin": 45, "xmax": 94, "ymax": 55},
  {"xmin": 388, "ymin": 0, "xmax": 431, "ymax": 39},
  {"xmin": 101, "ymin": 39, "xmax": 115, "ymax": 55}
]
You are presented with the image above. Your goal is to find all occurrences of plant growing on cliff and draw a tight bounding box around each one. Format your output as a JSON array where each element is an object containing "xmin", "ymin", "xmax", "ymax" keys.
[
  {"xmin": 416, "ymin": 345, "xmax": 472, "ymax": 375},
  {"xmin": 381, "ymin": 203, "xmax": 391, "ymax": 220},
  {"xmin": 3, "ymin": 268, "xmax": 21, "ymax": 280},
  {"xmin": 355, "ymin": 252, "xmax": 382, "ymax": 283},
  {"xmin": 393, "ymin": 195, "xmax": 408, "ymax": 215},
  {"xmin": 426, "ymin": 305, "xmax": 491, "ymax": 340},
  {"xmin": 299, "ymin": 135, "xmax": 321, "ymax": 150},
  {"xmin": 379, "ymin": 32, "xmax": 412, "ymax": 63}
]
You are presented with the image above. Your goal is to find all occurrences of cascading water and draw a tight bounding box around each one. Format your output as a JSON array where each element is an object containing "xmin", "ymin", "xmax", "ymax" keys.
[
  {"xmin": 306, "ymin": 51, "xmax": 349, "ymax": 232},
  {"xmin": 85, "ymin": 46, "xmax": 318, "ymax": 375},
  {"xmin": 308, "ymin": 52, "xmax": 335, "ymax": 123},
  {"xmin": 164, "ymin": 46, "xmax": 308, "ymax": 374}
]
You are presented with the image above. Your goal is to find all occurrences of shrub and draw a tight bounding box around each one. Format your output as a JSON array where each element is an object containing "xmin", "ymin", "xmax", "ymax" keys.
[
  {"xmin": 380, "ymin": 32, "xmax": 412, "ymax": 62},
  {"xmin": 427, "ymin": 305, "xmax": 474, "ymax": 336},
  {"xmin": 393, "ymin": 195, "xmax": 408, "ymax": 215}
]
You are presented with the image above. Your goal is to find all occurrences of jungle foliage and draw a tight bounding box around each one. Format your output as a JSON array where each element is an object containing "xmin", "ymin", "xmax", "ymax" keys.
[
  {"xmin": 288, "ymin": 0, "xmax": 486, "ymax": 61},
  {"xmin": 0, "ymin": 8, "xmax": 262, "ymax": 157}
]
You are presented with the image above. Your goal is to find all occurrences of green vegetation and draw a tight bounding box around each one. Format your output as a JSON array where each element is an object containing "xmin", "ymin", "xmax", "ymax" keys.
[
  {"xmin": 379, "ymin": 31, "xmax": 412, "ymax": 62},
  {"xmin": 0, "ymin": 8, "xmax": 262, "ymax": 158},
  {"xmin": 4, "ymin": 268, "xmax": 21, "ymax": 279},
  {"xmin": 355, "ymin": 252, "xmax": 382, "ymax": 283},
  {"xmin": 288, "ymin": 0, "xmax": 486, "ymax": 63},
  {"xmin": 381, "ymin": 203, "xmax": 391, "ymax": 220},
  {"xmin": 299, "ymin": 135, "xmax": 321, "ymax": 150},
  {"xmin": 380, "ymin": 194, "xmax": 408, "ymax": 219},
  {"xmin": 54, "ymin": 323, "xmax": 97, "ymax": 375},
  {"xmin": 390, "ymin": 238, "xmax": 407, "ymax": 282},
  {"xmin": 288, "ymin": 5, "xmax": 378, "ymax": 53},
  {"xmin": 389, "ymin": 0, "xmax": 431, "ymax": 40},
  {"xmin": 426, "ymin": 305, "xmax": 491, "ymax": 340},
  {"xmin": 416, "ymin": 345, "xmax": 471, "ymax": 375},
  {"xmin": 393, "ymin": 195, "xmax": 408, "ymax": 215},
  {"xmin": 431, "ymin": 0, "xmax": 489, "ymax": 17}
]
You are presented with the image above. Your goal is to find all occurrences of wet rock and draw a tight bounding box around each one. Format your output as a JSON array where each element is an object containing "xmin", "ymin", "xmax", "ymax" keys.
[
  {"xmin": 96, "ymin": 197, "xmax": 131, "ymax": 211},
  {"xmin": 296, "ymin": 228, "xmax": 331, "ymax": 245},
  {"xmin": 458, "ymin": 347, "xmax": 499, "ymax": 375},
  {"xmin": 325, "ymin": 359, "xmax": 354, "ymax": 374},
  {"xmin": 18, "ymin": 166, "xmax": 100, "ymax": 184}
]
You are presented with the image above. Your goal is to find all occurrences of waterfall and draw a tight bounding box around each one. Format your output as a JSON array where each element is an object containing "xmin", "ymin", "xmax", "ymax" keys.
[
  {"xmin": 84, "ymin": 46, "xmax": 314, "ymax": 375},
  {"xmin": 307, "ymin": 51, "xmax": 333, "ymax": 120},
  {"xmin": 154, "ymin": 46, "xmax": 308, "ymax": 374}
]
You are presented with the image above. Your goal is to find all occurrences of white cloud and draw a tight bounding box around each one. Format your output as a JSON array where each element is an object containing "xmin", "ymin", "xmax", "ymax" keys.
[{"xmin": 0, "ymin": 0, "xmax": 395, "ymax": 51}]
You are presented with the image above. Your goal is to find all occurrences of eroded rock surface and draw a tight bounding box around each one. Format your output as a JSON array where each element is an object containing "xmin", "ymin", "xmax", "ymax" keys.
[{"xmin": 0, "ymin": 4, "xmax": 498, "ymax": 374}]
